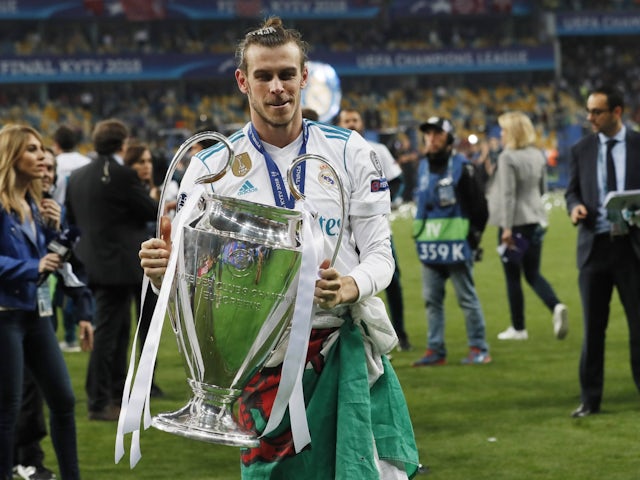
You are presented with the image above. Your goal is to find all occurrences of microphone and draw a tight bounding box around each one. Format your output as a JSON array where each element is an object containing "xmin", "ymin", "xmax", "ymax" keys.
[
  {"xmin": 41, "ymin": 191, "xmax": 58, "ymax": 229},
  {"xmin": 37, "ymin": 226, "xmax": 81, "ymax": 286}
]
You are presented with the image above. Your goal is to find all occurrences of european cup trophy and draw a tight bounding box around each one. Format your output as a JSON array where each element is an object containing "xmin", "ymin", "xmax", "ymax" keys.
[
  {"xmin": 146, "ymin": 133, "xmax": 348, "ymax": 453},
  {"xmin": 150, "ymin": 132, "xmax": 306, "ymax": 447}
]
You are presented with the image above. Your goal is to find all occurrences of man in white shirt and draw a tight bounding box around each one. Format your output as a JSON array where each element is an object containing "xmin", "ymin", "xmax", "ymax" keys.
[
  {"xmin": 51, "ymin": 125, "xmax": 93, "ymax": 353},
  {"xmin": 52, "ymin": 125, "xmax": 91, "ymax": 206},
  {"xmin": 138, "ymin": 17, "xmax": 419, "ymax": 479},
  {"xmin": 336, "ymin": 108, "xmax": 411, "ymax": 351}
]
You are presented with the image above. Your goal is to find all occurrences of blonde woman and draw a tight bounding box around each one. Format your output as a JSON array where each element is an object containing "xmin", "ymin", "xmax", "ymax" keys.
[
  {"xmin": 492, "ymin": 112, "xmax": 568, "ymax": 341},
  {"xmin": 0, "ymin": 125, "xmax": 84, "ymax": 479}
]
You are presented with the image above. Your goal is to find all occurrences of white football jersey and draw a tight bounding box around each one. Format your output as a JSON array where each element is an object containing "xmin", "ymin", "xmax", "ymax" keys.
[
  {"xmin": 54, "ymin": 151, "xmax": 92, "ymax": 205},
  {"xmin": 177, "ymin": 120, "xmax": 394, "ymax": 299}
]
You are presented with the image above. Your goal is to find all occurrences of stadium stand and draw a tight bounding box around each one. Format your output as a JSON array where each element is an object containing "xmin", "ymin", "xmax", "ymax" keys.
[{"xmin": 0, "ymin": 0, "xmax": 639, "ymax": 189}]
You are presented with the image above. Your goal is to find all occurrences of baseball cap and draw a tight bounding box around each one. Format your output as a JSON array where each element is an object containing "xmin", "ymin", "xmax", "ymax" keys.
[{"xmin": 419, "ymin": 116, "xmax": 455, "ymax": 137}]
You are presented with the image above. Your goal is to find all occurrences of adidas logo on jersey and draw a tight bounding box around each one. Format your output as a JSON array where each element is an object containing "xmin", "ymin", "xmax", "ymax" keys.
[{"xmin": 237, "ymin": 180, "xmax": 258, "ymax": 196}]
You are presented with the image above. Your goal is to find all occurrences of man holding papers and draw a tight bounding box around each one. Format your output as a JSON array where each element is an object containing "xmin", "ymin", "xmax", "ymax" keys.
[{"xmin": 565, "ymin": 85, "xmax": 640, "ymax": 418}]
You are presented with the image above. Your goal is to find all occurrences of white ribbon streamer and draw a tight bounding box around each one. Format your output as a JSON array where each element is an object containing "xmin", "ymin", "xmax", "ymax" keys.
[
  {"xmin": 115, "ymin": 187, "xmax": 321, "ymax": 465},
  {"xmin": 261, "ymin": 205, "xmax": 321, "ymax": 452},
  {"xmin": 56, "ymin": 262, "xmax": 85, "ymax": 287},
  {"xmin": 115, "ymin": 184, "xmax": 205, "ymax": 467},
  {"xmin": 175, "ymin": 242, "xmax": 205, "ymax": 381}
]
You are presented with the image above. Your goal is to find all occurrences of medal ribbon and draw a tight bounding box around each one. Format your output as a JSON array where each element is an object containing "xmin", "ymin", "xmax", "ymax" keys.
[{"xmin": 247, "ymin": 121, "xmax": 308, "ymax": 208}]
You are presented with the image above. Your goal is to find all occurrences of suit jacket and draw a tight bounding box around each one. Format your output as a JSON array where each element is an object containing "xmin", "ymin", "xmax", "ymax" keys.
[
  {"xmin": 66, "ymin": 155, "xmax": 158, "ymax": 286},
  {"xmin": 565, "ymin": 129, "xmax": 640, "ymax": 269},
  {"xmin": 489, "ymin": 146, "xmax": 548, "ymax": 229}
]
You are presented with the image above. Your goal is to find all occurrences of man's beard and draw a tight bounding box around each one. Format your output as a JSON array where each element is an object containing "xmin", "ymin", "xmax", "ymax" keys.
[
  {"xmin": 426, "ymin": 148, "xmax": 450, "ymax": 168},
  {"xmin": 249, "ymin": 91, "xmax": 294, "ymax": 128}
]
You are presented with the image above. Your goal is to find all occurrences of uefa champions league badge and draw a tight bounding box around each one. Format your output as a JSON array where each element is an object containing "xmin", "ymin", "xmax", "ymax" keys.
[
  {"xmin": 301, "ymin": 61, "xmax": 341, "ymax": 123},
  {"xmin": 369, "ymin": 150, "xmax": 384, "ymax": 177},
  {"xmin": 369, "ymin": 150, "xmax": 388, "ymax": 192}
]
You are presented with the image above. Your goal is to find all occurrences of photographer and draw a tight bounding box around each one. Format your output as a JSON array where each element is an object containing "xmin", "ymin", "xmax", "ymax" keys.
[{"xmin": 412, "ymin": 117, "xmax": 491, "ymax": 367}]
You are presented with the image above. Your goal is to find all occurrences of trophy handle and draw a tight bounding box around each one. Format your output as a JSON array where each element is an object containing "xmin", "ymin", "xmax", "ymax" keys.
[
  {"xmin": 286, "ymin": 153, "xmax": 345, "ymax": 268},
  {"xmin": 156, "ymin": 131, "xmax": 235, "ymax": 237}
]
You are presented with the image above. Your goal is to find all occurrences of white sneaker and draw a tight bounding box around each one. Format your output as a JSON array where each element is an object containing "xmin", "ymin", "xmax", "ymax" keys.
[
  {"xmin": 497, "ymin": 326, "xmax": 529, "ymax": 340},
  {"xmin": 13, "ymin": 465, "xmax": 36, "ymax": 479},
  {"xmin": 59, "ymin": 341, "xmax": 81, "ymax": 353},
  {"xmin": 553, "ymin": 303, "xmax": 569, "ymax": 340},
  {"xmin": 13, "ymin": 464, "xmax": 57, "ymax": 479}
]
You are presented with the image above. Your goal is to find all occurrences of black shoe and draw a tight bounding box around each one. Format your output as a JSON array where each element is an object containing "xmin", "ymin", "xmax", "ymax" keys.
[
  {"xmin": 88, "ymin": 404, "xmax": 120, "ymax": 421},
  {"xmin": 150, "ymin": 384, "xmax": 165, "ymax": 398},
  {"xmin": 397, "ymin": 336, "xmax": 412, "ymax": 352},
  {"xmin": 571, "ymin": 403, "xmax": 599, "ymax": 418},
  {"xmin": 31, "ymin": 465, "xmax": 57, "ymax": 480}
]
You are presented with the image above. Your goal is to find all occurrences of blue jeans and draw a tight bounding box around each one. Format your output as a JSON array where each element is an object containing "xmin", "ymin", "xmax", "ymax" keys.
[
  {"xmin": 499, "ymin": 224, "xmax": 560, "ymax": 331},
  {"xmin": 62, "ymin": 297, "xmax": 77, "ymax": 344},
  {"xmin": 53, "ymin": 291, "xmax": 91, "ymax": 345},
  {"xmin": 52, "ymin": 287, "xmax": 77, "ymax": 344},
  {"xmin": 0, "ymin": 310, "xmax": 79, "ymax": 480},
  {"xmin": 421, "ymin": 260, "xmax": 488, "ymax": 357}
]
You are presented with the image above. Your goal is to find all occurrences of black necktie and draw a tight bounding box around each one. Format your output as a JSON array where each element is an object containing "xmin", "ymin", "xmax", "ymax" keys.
[{"xmin": 606, "ymin": 138, "xmax": 618, "ymax": 192}]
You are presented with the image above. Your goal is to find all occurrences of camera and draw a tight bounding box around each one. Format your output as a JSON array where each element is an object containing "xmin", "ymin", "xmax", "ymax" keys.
[{"xmin": 436, "ymin": 177, "xmax": 456, "ymax": 207}]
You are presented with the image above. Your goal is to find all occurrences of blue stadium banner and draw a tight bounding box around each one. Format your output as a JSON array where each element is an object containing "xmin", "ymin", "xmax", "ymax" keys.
[
  {"xmin": 390, "ymin": 0, "xmax": 533, "ymax": 17},
  {"xmin": 0, "ymin": 54, "xmax": 234, "ymax": 82},
  {"xmin": 312, "ymin": 45, "xmax": 554, "ymax": 75},
  {"xmin": 556, "ymin": 11, "xmax": 640, "ymax": 35},
  {"xmin": 0, "ymin": 46, "xmax": 554, "ymax": 83},
  {"xmin": 0, "ymin": 0, "xmax": 380, "ymax": 19}
]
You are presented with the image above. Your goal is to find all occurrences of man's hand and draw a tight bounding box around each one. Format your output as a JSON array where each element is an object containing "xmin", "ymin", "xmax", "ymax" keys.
[
  {"xmin": 623, "ymin": 208, "xmax": 640, "ymax": 227},
  {"xmin": 314, "ymin": 259, "xmax": 359, "ymax": 309},
  {"xmin": 570, "ymin": 204, "xmax": 588, "ymax": 225},
  {"xmin": 140, "ymin": 216, "xmax": 172, "ymax": 289},
  {"xmin": 78, "ymin": 320, "xmax": 94, "ymax": 351}
]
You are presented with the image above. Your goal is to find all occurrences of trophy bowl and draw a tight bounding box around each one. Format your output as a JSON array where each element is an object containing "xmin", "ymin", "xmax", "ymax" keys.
[
  {"xmin": 152, "ymin": 192, "xmax": 303, "ymax": 447},
  {"xmin": 148, "ymin": 132, "xmax": 344, "ymax": 449}
]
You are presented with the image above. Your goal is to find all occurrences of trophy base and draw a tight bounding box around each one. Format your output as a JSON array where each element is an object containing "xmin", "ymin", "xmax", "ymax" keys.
[{"xmin": 151, "ymin": 398, "xmax": 260, "ymax": 448}]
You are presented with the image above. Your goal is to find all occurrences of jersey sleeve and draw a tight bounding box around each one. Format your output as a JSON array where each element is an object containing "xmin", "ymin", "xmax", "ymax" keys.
[
  {"xmin": 345, "ymin": 133, "xmax": 392, "ymax": 218},
  {"xmin": 343, "ymin": 133, "xmax": 394, "ymax": 299},
  {"xmin": 374, "ymin": 142, "xmax": 402, "ymax": 182},
  {"xmin": 176, "ymin": 154, "xmax": 214, "ymax": 212},
  {"xmin": 348, "ymin": 214, "xmax": 394, "ymax": 300}
]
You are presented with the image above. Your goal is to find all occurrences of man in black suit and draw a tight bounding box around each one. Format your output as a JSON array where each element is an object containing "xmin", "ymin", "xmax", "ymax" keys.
[
  {"xmin": 565, "ymin": 85, "xmax": 640, "ymax": 417},
  {"xmin": 66, "ymin": 119, "xmax": 157, "ymax": 420}
]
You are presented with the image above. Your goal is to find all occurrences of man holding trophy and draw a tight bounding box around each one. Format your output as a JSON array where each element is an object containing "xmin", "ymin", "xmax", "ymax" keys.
[{"xmin": 139, "ymin": 16, "xmax": 419, "ymax": 480}]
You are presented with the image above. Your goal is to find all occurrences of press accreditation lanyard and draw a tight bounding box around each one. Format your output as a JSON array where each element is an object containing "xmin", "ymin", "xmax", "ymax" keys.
[{"xmin": 248, "ymin": 121, "xmax": 308, "ymax": 209}]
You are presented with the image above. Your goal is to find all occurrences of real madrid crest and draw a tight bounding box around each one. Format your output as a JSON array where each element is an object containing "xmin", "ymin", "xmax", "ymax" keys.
[
  {"xmin": 232, "ymin": 152, "xmax": 252, "ymax": 177},
  {"xmin": 318, "ymin": 164, "xmax": 337, "ymax": 189}
]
